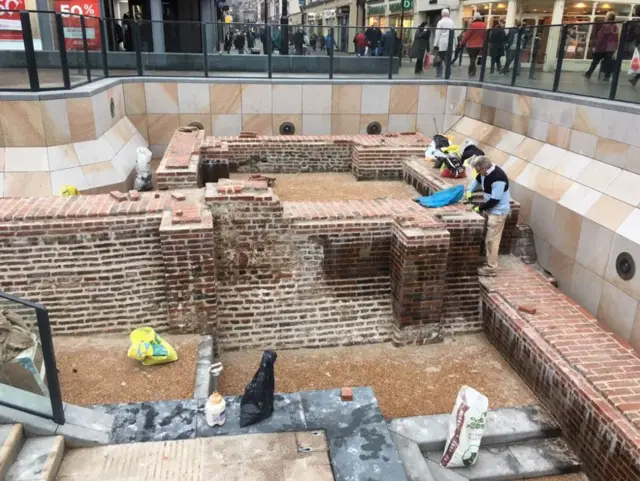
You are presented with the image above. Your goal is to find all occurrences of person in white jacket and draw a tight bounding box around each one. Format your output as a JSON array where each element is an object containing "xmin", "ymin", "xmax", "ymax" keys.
[{"xmin": 433, "ymin": 9, "xmax": 456, "ymax": 78}]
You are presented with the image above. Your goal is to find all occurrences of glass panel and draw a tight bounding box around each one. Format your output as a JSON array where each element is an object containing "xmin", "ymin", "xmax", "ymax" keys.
[
  {"xmin": 141, "ymin": 20, "xmax": 205, "ymax": 77},
  {"xmin": 208, "ymin": 22, "xmax": 267, "ymax": 78},
  {"xmin": 103, "ymin": 18, "xmax": 138, "ymax": 77},
  {"xmin": 0, "ymin": 9, "xmax": 32, "ymax": 90},
  {"xmin": 512, "ymin": 23, "xmax": 553, "ymax": 91},
  {"xmin": 61, "ymin": 13, "xmax": 90, "ymax": 86},
  {"xmin": 449, "ymin": 25, "xmax": 488, "ymax": 81},
  {"xmin": 614, "ymin": 19, "xmax": 640, "ymax": 104},
  {"xmin": 333, "ymin": 26, "xmax": 399, "ymax": 79},
  {"xmin": 557, "ymin": 21, "xmax": 621, "ymax": 99},
  {"xmin": 0, "ymin": 296, "xmax": 53, "ymax": 419},
  {"xmin": 85, "ymin": 15, "xmax": 105, "ymax": 81},
  {"xmin": 271, "ymin": 24, "xmax": 331, "ymax": 79}
]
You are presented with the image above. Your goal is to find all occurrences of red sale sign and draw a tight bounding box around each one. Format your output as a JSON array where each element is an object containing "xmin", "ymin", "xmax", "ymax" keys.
[
  {"xmin": 0, "ymin": 0, "xmax": 25, "ymax": 41},
  {"xmin": 55, "ymin": 0, "xmax": 101, "ymax": 50}
]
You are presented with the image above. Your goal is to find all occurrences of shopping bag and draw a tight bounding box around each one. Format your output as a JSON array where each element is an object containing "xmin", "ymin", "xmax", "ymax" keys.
[
  {"xmin": 364, "ymin": 46, "xmax": 369, "ymax": 55},
  {"xmin": 424, "ymin": 52, "xmax": 431, "ymax": 68},
  {"xmin": 629, "ymin": 47, "xmax": 640, "ymax": 75}
]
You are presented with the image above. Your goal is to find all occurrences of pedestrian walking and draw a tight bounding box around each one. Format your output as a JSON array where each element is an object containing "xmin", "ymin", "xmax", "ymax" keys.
[
  {"xmin": 411, "ymin": 22, "xmax": 430, "ymax": 74},
  {"xmin": 489, "ymin": 20, "xmax": 506, "ymax": 74},
  {"xmin": 433, "ymin": 9, "xmax": 455, "ymax": 77},
  {"xmin": 584, "ymin": 11, "xmax": 618, "ymax": 80},
  {"xmin": 460, "ymin": 12, "xmax": 486, "ymax": 77}
]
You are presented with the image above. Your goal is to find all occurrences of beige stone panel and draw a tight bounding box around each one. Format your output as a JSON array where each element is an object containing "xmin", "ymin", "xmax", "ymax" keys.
[
  {"xmin": 272, "ymin": 115, "xmax": 302, "ymax": 135},
  {"xmin": 577, "ymin": 160, "xmax": 621, "ymax": 192},
  {"xmin": 359, "ymin": 114, "xmax": 388, "ymax": 134},
  {"xmin": 388, "ymin": 114, "xmax": 416, "ymax": 133},
  {"xmin": 509, "ymin": 182, "xmax": 534, "ymax": 224},
  {"xmin": 604, "ymin": 232, "xmax": 640, "ymax": 302},
  {"xmin": 4, "ymin": 172, "xmax": 51, "ymax": 197},
  {"xmin": 272, "ymin": 84, "xmax": 302, "ymax": 114},
  {"xmin": 569, "ymin": 262, "xmax": 604, "ymax": 316},
  {"xmin": 210, "ymin": 84, "xmax": 242, "ymax": 114},
  {"xmin": 546, "ymin": 124, "xmax": 571, "ymax": 150},
  {"xmin": 568, "ymin": 129, "xmax": 597, "ymax": 158},
  {"xmin": 0, "ymin": 148, "xmax": 5, "ymax": 171},
  {"xmin": 302, "ymin": 84, "xmax": 332, "ymax": 115},
  {"xmin": 467, "ymin": 87, "xmax": 483, "ymax": 104},
  {"xmin": 528, "ymin": 192, "xmax": 557, "ymax": 245},
  {"xmin": 67, "ymin": 97, "xmax": 96, "ymax": 142},
  {"xmin": 241, "ymin": 84, "xmax": 272, "ymax": 115},
  {"xmin": 481, "ymin": 126, "xmax": 505, "ymax": 148},
  {"xmin": 512, "ymin": 95, "xmax": 532, "ymax": 116},
  {"xmin": 144, "ymin": 82, "xmax": 178, "ymax": 114},
  {"xmin": 478, "ymin": 143, "xmax": 510, "ymax": 165},
  {"xmin": 550, "ymin": 203, "xmax": 583, "ymax": 259},
  {"xmin": 0, "ymin": 120, "xmax": 4, "ymax": 147},
  {"xmin": 630, "ymin": 305, "xmax": 640, "ymax": 353},
  {"xmin": 177, "ymin": 83, "xmax": 210, "ymax": 114},
  {"xmin": 389, "ymin": 85, "xmax": 419, "ymax": 114},
  {"xmin": 575, "ymin": 217, "xmax": 614, "ymax": 279},
  {"xmin": 123, "ymin": 83, "xmax": 146, "ymax": 115},
  {"xmin": 597, "ymin": 281, "xmax": 638, "ymax": 341},
  {"xmin": 417, "ymin": 85, "xmax": 447, "ymax": 114},
  {"xmin": 546, "ymin": 246, "xmax": 575, "ymax": 291},
  {"xmin": 242, "ymin": 114, "xmax": 273, "ymax": 135},
  {"xmin": 605, "ymin": 170, "xmax": 640, "ymax": 207},
  {"xmin": 179, "ymin": 114, "xmax": 211, "ymax": 134},
  {"xmin": 361, "ymin": 85, "xmax": 390, "ymax": 115},
  {"xmin": 558, "ymin": 183, "xmax": 601, "ymax": 215},
  {"xmin": 464, "ymin": 102, "xmax": 481, "ymax": 119},
  {"xmin": 585, "ymin": 194, "xmax": 634, "ymax": 231},
  {"xmin": 211, "ymin": 114, "xmax": 242, "ymax": 136},
  {"xmin": 534, "ymin": 169, "xmax": 573, "ymax": 202},
  {"xmin": 41, "ymin": 99, "xmax": 71, "ymax": 146},
  {"xmin": 332, "ymin": 115, "xmax": 361, "ymax": 135},
  {"xmin": 147, "ymin": 114, "xmax": 180, "ymax": 145},
  {"xmin": 511, "ymin": 114, "xmax": 529, "ymax": 135},
  {"xmin": 81, "ymin": 161, "xmax": 122, "ymax": 189},
  {"xmin": 128, "ymin": 114, "xmax": 148, "ymax": 141},
  {"xmin": 302, "ymin": 115, "xmax": 331, "ymax": 135},
  {"xmin": 479, "ymin": 105, "xmax": 496, "ymax": 124},
  {"xmin": 0, "ymin": 100, "xmax": 46, "ymax": 147},
  {"xmin": 514, "ymin": 138, "xmax": 543, "ymax": 162},
  {"xmin": 331, "ymin": 85, "xmax": 361, "ymax": 114},
  {"xmin": 500, "ymin": 155, "xmax": 528, "ymax": 180},
  {"xmin": 595, "ymin": 137, "xmax": 630, "ymax": 168},
  {"xmin": 624, "ymin": 145, "xmax": 640, "ymax": 175},
  {"xmin": 573, "ymin": 105, "xmax": 599, "ymax": 135}
]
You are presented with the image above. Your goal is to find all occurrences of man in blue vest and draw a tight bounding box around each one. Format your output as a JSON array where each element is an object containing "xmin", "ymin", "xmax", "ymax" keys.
[{"xmin": 466, "ymin": 156, "xmax": 511, "ymax": 277}]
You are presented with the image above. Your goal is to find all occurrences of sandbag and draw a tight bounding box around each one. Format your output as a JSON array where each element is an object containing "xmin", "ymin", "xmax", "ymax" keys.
[
  {"xmin": 127, "ymin": 327, "xmax": 178, "ymax": 366},
  {"xmin": 441, "ymin": 386, "xmax": 488, "ymax": 468},
  {"xmin": 240, "ymin": 350, "xmax": 277, "ymax": 428}
]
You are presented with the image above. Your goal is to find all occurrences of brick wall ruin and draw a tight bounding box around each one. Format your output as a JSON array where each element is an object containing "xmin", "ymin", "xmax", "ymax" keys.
[{"xmin": 156, "ymin": 130, "xmax": 429, "ymax": 189}]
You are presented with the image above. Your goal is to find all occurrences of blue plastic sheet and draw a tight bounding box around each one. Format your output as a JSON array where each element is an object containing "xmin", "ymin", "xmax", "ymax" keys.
[{"xmin": 415, "ymin": 185, "xmax": 465, "ymax": 208}]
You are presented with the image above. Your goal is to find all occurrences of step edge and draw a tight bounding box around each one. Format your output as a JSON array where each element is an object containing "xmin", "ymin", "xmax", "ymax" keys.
[
  {"xmin": 416, "ymin": 426, "xmax": 563, "ymax": 453},
  {"xmin": 0, "ymin": 424, "xmax": 24, "ymax": 480},
  {"xmin": 40, "ymin": 435, "xmax": 65, "ymax": 481}
]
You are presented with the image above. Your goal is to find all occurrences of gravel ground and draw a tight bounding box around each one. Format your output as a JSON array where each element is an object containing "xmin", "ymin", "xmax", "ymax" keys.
[
  {"xmin": 230, "ymin": 172, "xmax": 418, "ymax": 201},
  {"xmin": 54, "ymin": 334, "xmax": 200, "ymax": 405},
  {"xmin": 219, "ymin": 334, "xmax": 538, "ymax": 419}
]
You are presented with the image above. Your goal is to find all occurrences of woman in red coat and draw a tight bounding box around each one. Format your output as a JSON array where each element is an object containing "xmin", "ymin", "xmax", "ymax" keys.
[
  {"xmin": 460, "ymin": 12, "xmax": 487, "ymax": 77},
  {"xmin": 584, "ymin": 11, "xmax": 619, "ymax": 80}
]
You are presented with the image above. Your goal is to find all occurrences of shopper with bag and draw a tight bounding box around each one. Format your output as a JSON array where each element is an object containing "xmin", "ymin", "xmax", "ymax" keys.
[
  {"xmin": 460, "ymin": 12, "xmax": 487, "ymax": 77},
  {"xmin": 433, "ymin": 9, "xmax": 455, "ymax": 78},
  {"xmin": 629, "ymin": 5, "xmax": 640, "ymax": 86},
  {"xmin": 412, "ymin": 22, "xmax": 431, "ymax": 74},
  {"xmin": 584, "ymin": 12, "xmax": 619, "ymax": 80}
]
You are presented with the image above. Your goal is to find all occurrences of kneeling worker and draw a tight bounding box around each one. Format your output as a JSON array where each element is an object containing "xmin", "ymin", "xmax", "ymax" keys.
[{"xmin": 465, "ymin": 156, "xmax": 510, "ymax": 277}]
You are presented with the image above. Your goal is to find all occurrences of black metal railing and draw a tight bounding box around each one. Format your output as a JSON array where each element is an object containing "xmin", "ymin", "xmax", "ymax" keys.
[
  {"xmin": 1, "ymin": 9, "xmax": 640, "ymax": 105},
  {"xmin": 0, "ymin": 291, "xmax": 64, "ymax": 425}
]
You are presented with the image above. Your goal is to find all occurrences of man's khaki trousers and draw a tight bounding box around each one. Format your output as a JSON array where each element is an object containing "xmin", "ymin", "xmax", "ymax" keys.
[{"xmin": 485, "ymin": 214, "xmax": 508, "ymax": 270}]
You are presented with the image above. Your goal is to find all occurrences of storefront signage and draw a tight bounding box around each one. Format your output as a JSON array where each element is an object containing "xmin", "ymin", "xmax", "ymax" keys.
[
  {"xmin": 367, "ymin": 4, "xmax": 385, "ymax": 15},
  {"xmin": 55, "ymin": 0, "xmax": 101, "ymax": 50},
  {"xmin": 0, "ymin": 0, "xmax": 25, "ymax": 41},
  {"xmin": 389, "ymin": 0, "xmax": 412, "ymax": 11}
]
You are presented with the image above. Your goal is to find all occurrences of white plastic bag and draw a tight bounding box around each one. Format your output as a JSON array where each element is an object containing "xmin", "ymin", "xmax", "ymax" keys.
[
  {"xmin": 441, "ymin": 386, "xmax": 488, "ymax": 468},
  {"xmin": 425, "ymin": 140, "xmax": 438, "ymax": 160},
  {"xmin": 134, "ymin": 147, "xmax": 153, "ymax": 191},
  {"xmin": 629, "ymin": 47, "xmax": 640, "ymax": 75}
]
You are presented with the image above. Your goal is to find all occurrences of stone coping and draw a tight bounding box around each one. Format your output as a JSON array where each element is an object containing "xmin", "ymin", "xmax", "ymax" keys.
[
  {"xmin": 2, "ymin": 76, "xmax": 640, "ymax": 116},
  {"xmin": 90, "ymin": 387, "xmax": 408, "ymax": 481}
]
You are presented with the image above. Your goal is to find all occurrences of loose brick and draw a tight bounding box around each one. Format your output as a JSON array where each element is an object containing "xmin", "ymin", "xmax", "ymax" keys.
[
  {"xmin": 341, "ymin": 387, "xmax": 353, "ymax": 401},
  {"xmin": 129, "ymin": 190, "xmax": 140, "ymax": 201},
  {"xmin": 110, "ymin": 191, "xmax": 126, "ymax": 202},
  {"xmin": 171, "ymin": 192, "xmax": 186, "ymax": 201},
  {"xmin": 518, "ymin": 305, "xmax": 537, "ymax": 315}
]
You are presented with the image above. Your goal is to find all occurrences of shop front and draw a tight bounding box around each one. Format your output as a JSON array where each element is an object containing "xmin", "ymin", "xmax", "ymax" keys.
[{"xmin": 366, "ymin": 2, "xmax": 387, "ymax": 25}]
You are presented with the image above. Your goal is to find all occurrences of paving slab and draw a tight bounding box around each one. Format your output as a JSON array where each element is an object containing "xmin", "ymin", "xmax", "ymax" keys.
[
  {"xmin": 6, "ymin": 436, "xmax": 64, "ymax": 481},
  {"xmin": 388, "ymin": 405, "xmax": 559, "ymax": 453},
  {"xmin": 390, "ymin": 431, "xmax": 435, "ymax": 481}
]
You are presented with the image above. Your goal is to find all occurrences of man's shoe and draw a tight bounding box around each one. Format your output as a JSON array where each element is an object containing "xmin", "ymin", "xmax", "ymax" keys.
[{"xmin": 478, "ymin": 267, "xmax": 497, "ymax": 277}]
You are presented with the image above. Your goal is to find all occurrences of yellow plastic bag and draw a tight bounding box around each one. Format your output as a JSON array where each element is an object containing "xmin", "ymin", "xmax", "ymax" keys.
[
  {"xmin": 60, "ymin": 185, "xmax": 79, "ymax": 196},
  {"xmin": 442, "ymin": 145, "xmax": 461, "ymax": 156},
  {"xmin": 127, "ymin": 327, "xmax": 178, "ymax": 366}
]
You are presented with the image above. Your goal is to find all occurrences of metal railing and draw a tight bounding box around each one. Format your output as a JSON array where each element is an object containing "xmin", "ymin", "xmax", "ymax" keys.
[
  {"xmin": 1, "ymin": 10, "xmax": 639, "ymax": 105},
  {"xmin": 0, "ymin": 291, "xmax": 64, "ymax": 425}
]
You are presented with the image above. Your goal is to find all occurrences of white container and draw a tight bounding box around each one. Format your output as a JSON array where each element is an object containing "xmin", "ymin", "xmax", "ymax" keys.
[{"xmin": 205, "ymin": 392, "xmax": 226, "ymax": 427}]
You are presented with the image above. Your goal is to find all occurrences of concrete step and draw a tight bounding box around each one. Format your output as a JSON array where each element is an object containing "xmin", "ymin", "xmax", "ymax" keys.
[
  {"xmin": 424, "ymin": 437, "xmax": 581, "ymax": 481},
  {"xmin": 388, "ymin": 405, "xmax": 560, "ymax": 453},
  {"xmin": 5, "ymin": 435, "xmax": 65, "ymax": 481},
  {"xmin": 0, "ymin": 424, "xmax": 24, "ymax": 480}
]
